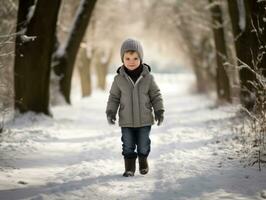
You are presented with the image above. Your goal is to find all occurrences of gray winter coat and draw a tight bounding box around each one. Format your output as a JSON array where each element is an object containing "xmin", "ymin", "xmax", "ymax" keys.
[{"xmin": 106, "ymin": 64, "xmax": 164, "ymax": 127}]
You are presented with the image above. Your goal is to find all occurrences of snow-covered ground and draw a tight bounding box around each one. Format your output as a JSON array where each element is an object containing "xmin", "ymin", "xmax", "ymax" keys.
[{"xmin": 0, "ymin": 72, "xmax": 266, "ymax": 200}]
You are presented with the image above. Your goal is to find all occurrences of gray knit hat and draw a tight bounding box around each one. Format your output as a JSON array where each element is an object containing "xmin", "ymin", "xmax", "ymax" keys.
[{"xmin": 120, "ymin": 38, "xmax": 143, "ymax": 62}]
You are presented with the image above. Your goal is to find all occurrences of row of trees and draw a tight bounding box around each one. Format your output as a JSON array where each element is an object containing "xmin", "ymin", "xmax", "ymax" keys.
[
  {"xmin": 0, "ymin": 0, "xmax": 265, "ymax": 117},
  {"xmin": 13, "ymin": 0, "xmax": 143, "ymax": 112},
  {"xmin": 207, "ymin": 0, "xmax": 265, "ymax": 168},
  {"xmin": 227, "ymin": 0, "xmax": 266, "ymax": 110},
  {"xmin": 171, "ymin": 0, "xmax": 266, "ymax": 110},
  {"xmin": 14, "ymin": 0, "xmax": 97, "ymax": 115},
  {"xmin": 144, "ymin": 0, "xmax": 265, "ymax": 168},
  {"xmin": 1, "ymin": 0, "xmax": 151, "ymax": 121}
]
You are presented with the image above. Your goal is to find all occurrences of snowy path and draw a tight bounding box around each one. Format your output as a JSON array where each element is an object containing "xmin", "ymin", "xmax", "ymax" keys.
[{"xmin": 1, "ymin": 73, "xmax": 266, "ymax": 200}]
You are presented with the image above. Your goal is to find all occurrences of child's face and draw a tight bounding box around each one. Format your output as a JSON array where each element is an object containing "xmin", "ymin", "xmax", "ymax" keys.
[{"xmin": 123, "ymin": 51, "xmax": 141, "ymax": 71}]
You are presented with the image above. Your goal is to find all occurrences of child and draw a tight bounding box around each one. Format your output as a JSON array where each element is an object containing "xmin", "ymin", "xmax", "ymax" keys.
[{"xmin": 106, "ymin": 38, "xmax": 164, "ymax": 177}]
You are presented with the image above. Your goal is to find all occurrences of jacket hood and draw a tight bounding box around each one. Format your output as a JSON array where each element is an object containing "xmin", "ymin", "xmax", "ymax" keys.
[{"xmin": 116, "ymin": 63, "xmax": 151, "ymax": 75}]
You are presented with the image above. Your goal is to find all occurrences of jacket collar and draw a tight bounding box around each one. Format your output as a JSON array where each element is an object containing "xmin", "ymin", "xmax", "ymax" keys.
[{"xmin": 116, "ymin": 63, "xmax": 151, "ymax": 77}]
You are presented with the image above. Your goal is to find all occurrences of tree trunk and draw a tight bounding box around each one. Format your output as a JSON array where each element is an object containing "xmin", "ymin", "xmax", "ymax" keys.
[
  {"xmin": 14, "ymin": 0, "xmax": 35, "ymax": 112},
  {"xmin": 245, "ymin": 0, "xmax": 266, "ymax": 112},
  {"xmin": 227, "ymin": 0, "xmax": 257, "ymax": 109},
  {"xmin": 53, "ymin": 0, "xmax": 97, "ymax": 104},
  {"xmin": 14, "ymin": 0, "xmax": 61, "ymax": 115},
  {"xmin": 209, "ymin": 0, "xmax": 231, "ymax": 102},
  {"xmin": 95, "ymin": 49, "xmax": 113, "ymax": 90},
  {"xmin": 77, "ymin": 45, "xmax": 92, "ymax": 97}
]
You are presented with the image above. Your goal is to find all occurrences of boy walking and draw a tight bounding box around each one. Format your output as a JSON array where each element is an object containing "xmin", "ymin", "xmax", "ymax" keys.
[{"xmin": 106, "ymin": 38, "xmax": 164, "ymax": 177}]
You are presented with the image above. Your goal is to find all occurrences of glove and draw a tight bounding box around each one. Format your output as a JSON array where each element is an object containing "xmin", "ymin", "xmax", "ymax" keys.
[
  {"xmin": 155, "ymin": 110, "xmax": 164, "ymax": 126},
  {"xmin": 106, "ymin": 110, "xmax": 116, "ymax": 125}
]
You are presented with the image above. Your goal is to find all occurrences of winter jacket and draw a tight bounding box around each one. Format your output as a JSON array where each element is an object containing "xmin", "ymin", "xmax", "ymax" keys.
[{"xmin": 106, "ymin": 64, "xmax": 164, "ymax": 127}]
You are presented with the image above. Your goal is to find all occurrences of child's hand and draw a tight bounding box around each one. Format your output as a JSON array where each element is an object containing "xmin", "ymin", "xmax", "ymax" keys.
[
  {"xmin": 155, "ymin": 110, "xmax": 164, "ymax": 126},
  {"xmin": 107, "ymin": 115, "xmax": 116, "ymax": 125},
  {"xmin": 106, "ymin": 110, "xmax": 116, "ymax": 125}
]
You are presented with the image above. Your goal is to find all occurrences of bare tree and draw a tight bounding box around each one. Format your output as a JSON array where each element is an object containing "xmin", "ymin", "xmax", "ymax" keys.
[
  {"xmin": 0, "ymin": 0, "xmax": 17, "ymax": 130},
  {"xmin": 84, "ymin": 0, "xmax": 132, "ymax": 91},
  {"xmin": 77, "ymin": 43, "xmax": 93, "ymax": 97},
  {"xmin": 52, "ymin": 0, "xmax": 97, "ymax": 104},
  {"xmin": 209, "ymin": 0, "xmax": 231, "ymax": 102},
  {"xmin": 227, "ymin": 0, "xmax": 258, "ymax": 110},
  {"xmin": 172, "ymin": 0, "xmax": 217, "ymax": 93},
  {"xmin": 94, "ymin": 48, "xmax": 113, "ymax": 90},
  {"xmin": 14, "ymin": 0, "xmax": 61, "ymax": 115}
]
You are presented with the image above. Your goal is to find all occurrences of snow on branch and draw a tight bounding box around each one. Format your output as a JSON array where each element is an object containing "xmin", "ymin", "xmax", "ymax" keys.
[
  {"xmin": 26, "ymin": 3, "xmax": 36, "ymax": 24},
  {"xmin": 20, "ymin": 35, "xmax": 37, "ymax": 43},
  {"xmin": 237, "ymin": 0, "xmax": 246, "ymax": 31}
]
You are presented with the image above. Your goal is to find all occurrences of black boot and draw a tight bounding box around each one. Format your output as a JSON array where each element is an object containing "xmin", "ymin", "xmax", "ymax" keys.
[
  {"xmin": 139, "ymin": 156, "xmax": 149, "ymax": 175},
  {"xmin": 123, "ymin": 158, "xmax": 136, "ymax": 177}
]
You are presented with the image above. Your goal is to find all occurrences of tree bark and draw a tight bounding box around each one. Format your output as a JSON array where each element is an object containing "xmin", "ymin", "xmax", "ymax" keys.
[
  {"xmin": 53, "ymin": 0, "xmax": 97, "ymax": 104},
  {"xmin": 227, "ymin": 0, "xmax": 257, "ymax": 109},
  {"xmin": 14, "ymin": 0, "xmax": 35, "ymax": 112},
  {"xmin": 209, "ymin": 0, "xmax": 231, "ymax": 102},
  {"xmin": 14, "ymin": 0, "xmax": 61, "ymax": 115}
]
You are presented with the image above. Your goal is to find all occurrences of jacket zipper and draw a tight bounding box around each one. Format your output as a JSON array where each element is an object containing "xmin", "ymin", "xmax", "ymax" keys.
[
  {"xmin": 125, "ymin": 75, "xmax": 143, "ymax": 126},
  {"xmin": 135, "ymin": 76, "xmax": 143, "ymax": 126}
]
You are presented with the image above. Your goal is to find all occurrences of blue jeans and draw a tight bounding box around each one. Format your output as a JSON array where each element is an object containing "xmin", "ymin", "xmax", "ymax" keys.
[{"xmin": 121, "ymin": 126, "xmax": 151, "ymax": 159}]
